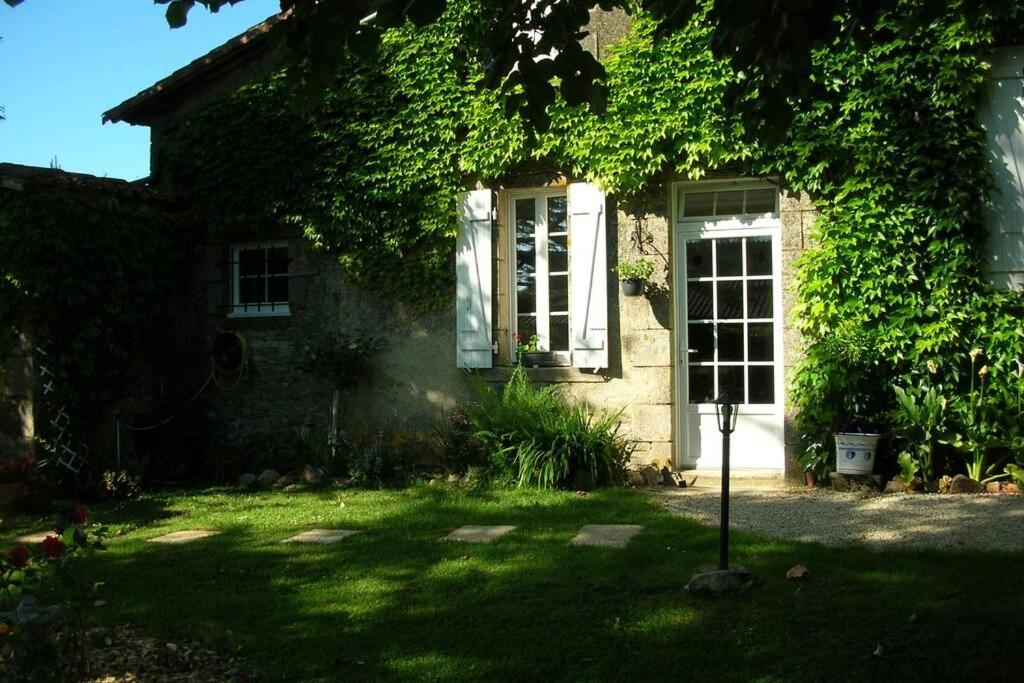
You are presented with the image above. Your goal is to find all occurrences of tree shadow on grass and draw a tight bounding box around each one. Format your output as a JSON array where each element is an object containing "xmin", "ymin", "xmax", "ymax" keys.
[{"xmin": 63, "ymin": 487, "xmax": 1024, "ymax": 682}]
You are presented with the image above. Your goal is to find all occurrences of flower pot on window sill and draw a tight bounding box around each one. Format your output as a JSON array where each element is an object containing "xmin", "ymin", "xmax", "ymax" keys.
[
  {"xmin": 518, "ymin": 351, "xmax": 557, "ymax": 367},
  {"xmin": 621, "ymin": 278, "xmax": 645, "ymax": 297}
]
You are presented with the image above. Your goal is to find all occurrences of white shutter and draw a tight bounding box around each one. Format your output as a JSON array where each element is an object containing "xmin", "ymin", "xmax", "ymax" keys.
[
  {"xmin": 568, "ymin": 182, "xmax": 608, "ymax": 369},
  {"xmin": 456, "ymin": 190, "xmax": 494, "ymax": 369}
]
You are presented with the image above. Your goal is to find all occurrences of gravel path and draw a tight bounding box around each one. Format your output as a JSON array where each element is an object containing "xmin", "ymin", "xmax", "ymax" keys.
[{"xmin": 649, "ymin": 487, "xmax": 1024, "ymax": 552}]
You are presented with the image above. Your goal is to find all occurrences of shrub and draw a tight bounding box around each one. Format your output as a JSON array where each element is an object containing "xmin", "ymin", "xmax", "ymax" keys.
[
  {"xmin": 294, "ymin": 426, "xmax": 338, "ymax": 475},
  {"xmin": 462, "ymin": 366, "xmax": 632, "ymax": 489},
  {"xmin": 342, "ymin": 429, "xmax": 415, "ymax": 487},
  {"xmin": 99, "ymin": 471, "xmax": 141, "ymax": 501},
  {"xmin": 432, "ymin": 408, "xmax": 486, "ymax": 475}
]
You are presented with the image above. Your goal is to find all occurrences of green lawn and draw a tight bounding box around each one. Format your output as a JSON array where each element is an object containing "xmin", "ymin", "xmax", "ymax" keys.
[{"xmin": 3, "ymin": 485, "xmax": 1021, "ymax": 681}]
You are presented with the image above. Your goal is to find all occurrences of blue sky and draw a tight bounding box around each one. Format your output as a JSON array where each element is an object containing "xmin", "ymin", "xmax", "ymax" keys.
[{"xmin": 1, "ymin": 0, "xmax": 279, "ymax": 180}]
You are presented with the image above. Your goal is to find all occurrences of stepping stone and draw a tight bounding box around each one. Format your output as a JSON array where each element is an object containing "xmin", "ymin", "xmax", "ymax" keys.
[
  {"xmin": 12, "ymin": 531, "xmax": 53, "ymax": 544},
  {"xmin": 148, "ymin": 530, "xmax": 219, "ymax": 545},
  {"xmin": 570, "ymin": 524, "xmax": 644, "ymax": 548},
  {"xmin": 443, "ymin": 525, "xmax": 516, "ymax": 543},
  {"xmin": 282, "ymin": 529, "xmax": 361, "ymax": 545}
]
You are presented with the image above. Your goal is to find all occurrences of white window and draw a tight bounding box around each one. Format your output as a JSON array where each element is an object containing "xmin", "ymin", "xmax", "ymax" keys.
[
  {"xmin": 455, "ymin": 183, "xmax": 607, "ymax": 370},
  {"xmin": 229, "ymin": 242, "xmax": 290, "ymax": 317},
  {"xmin": 510, "ymin": 190, "xmax": 571, "ymax": 362}
]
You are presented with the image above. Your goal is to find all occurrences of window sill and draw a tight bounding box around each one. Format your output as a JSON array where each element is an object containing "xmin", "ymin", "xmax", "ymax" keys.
[
  {"xmin": 227, "ymin": 307, "xmax": 291, "ymax": 319},
  {"xmin": 478, "ymin": 365, "xmax": 608, "ymax": 384}
]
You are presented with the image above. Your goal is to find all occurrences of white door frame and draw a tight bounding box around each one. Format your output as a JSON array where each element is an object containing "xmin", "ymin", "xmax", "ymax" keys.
[{"xmin": 670, "ymin": 179, "xmax": 785, "ymax": 471}]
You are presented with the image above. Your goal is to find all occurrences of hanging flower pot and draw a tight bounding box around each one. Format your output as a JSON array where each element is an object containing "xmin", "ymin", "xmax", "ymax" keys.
[
  {"xmin": 614, "ymin": 258, "xmax": 656, "ymax": 298},
  {"xmin": 621, "ymin": 278, "xmax": 645, "ymax": 297}
]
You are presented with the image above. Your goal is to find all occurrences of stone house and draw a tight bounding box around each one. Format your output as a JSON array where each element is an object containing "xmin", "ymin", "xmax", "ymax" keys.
[{"xmin": 6, "ymin": 10, "xmax": 1021, "ymax": 482}]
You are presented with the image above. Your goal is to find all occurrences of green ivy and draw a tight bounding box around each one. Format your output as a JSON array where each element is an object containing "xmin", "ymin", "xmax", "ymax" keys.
[
  {"xmin": 0, "ymin": 186, "xmax": 189, "ymax": 433},
  {"xmin": 157, "ymin": 0, "xmax": 1024, "ymax": 469}
]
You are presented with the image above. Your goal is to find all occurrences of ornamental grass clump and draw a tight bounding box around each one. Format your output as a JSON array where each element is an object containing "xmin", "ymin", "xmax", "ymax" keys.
[{"xmin": 462, "ymin": 366, "xmax": 632, "ymax": 489}]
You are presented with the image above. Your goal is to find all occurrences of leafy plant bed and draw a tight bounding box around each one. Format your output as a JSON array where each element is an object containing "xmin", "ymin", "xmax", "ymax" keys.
[{"xmin": 2, "ymin": 487, "xmax": 1022, "ymax": 681}]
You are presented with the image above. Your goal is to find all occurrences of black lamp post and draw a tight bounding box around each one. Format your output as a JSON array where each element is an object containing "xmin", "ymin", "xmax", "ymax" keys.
[{"xmin": 713, "ymin": 392, "xmax": 738, "ymax": 571}]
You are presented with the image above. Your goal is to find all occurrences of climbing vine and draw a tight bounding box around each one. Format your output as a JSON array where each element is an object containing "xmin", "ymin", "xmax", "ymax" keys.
[{"xmin": 158, "ymin": 0, "xmax": 1024, "ymax": 468}]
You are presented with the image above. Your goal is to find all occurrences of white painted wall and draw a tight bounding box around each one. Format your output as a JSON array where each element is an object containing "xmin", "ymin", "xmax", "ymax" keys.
[{"xmin": 979, "ymin": 47, "xmax": 1024, "ymax": 291}]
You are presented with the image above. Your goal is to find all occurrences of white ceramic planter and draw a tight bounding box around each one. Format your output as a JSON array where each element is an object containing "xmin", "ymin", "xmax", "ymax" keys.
[{"xmin": 834, "ymin": 433, "xmax": 882, "ymax": 475}]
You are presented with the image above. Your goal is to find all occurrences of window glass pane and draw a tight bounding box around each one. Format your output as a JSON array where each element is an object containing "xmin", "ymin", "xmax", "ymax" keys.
[
  {"xmin": 517, "ymin": 280, "xmax": 536, "ymax": 315},
  {"xmin": 239, "ymin": 249, "xmax": 263, "ymax": 277},
  {"xmin": 716, "ymin": 190, "xmax": 744, "ymax": 215},
  {"xmin": 550, "ymin": 315, "xmax": 569, "ymax": 352},
  {"xmin": 745, "ymin": 188, "xmax": 776, "ymax": 214},
  {"xmin": 547, "ymin": 196, "xmax": 567, "ymax": 233},
  {"xmin": 716, "ymin": 238, "xmax": 743, "ymax": 276},
  {"xmin": 688, "ymin": 366, "xmax": 715, "ymax": 404},
  {"xmin": 748, "ymin": 323, "xmax": 774, "ymax": 362},
  {"xmin": 747, "ymin": 280, "xmax": 773, "ymax": 318},
  {"xmin": 267, "ymin": 276, "xmax": 288, "ymax": 303},
  {"xmin": 687, "ymin": 281, "xmax": 714, "ymax": 319},
  {"xmin": 749, "ymin": 366, "xmax": 775, "ymax": 404},
  {"xmin": 515, "ymin": 198, "xmax": 535, "ymax": 238},
  {"xmin": 239, "ymin": 276, "xmax": 263, "ymax": 305},
  {"xmin": 687, "ymin": 323, "xmax": 714, "ymax": 362},
  {"xmin": 718, "ymin": 365, "xmax": 745, "ymax": 403},
  {"xmin": 268, "ymin": 247, "xmax": 289, "ymax": 275},
  {"xmin": 686, "ymin": 240, "xmax": 712, "ymax": 278},
  {"xmin": 549, "ymin": 234, "xmax": 568, "ymax": 272},
  {"xmin": 516, "ymin": 314, "xmax": 537, "ymax": 339},
  {"xmin": 718, "ymin": 281, "xmax": 744, "ymax": 319},
  {"xmin": 718, "ymin": 323, "xmax": 744, "ymax": 361},
  {"xmin": 550, "ymin": 274, "xmax": 569, "ymax": 312},
  {"xmin": 746, "ymin": 236, "xmax": 772, "ymax": 276},
  {"xmin": 683, "ymin": 191, "xmax": 715, "ymax": 217}
]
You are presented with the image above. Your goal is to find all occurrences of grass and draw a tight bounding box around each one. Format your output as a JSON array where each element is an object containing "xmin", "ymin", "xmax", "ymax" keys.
[{"xmin": 2, "ymin": 485, "xmax": 1022, "ymax": 681}]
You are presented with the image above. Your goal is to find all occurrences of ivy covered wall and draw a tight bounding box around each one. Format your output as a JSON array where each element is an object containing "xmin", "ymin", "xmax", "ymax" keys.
[{"xmin": 157, "ymin": 0, "xmax": 1023, "ymax": 471}]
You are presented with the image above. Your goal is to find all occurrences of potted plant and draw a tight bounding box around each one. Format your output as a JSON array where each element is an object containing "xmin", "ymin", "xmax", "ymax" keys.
[
  {"xmin": 834, "ymin": 421, "xmax": 883, "ymax": 475},
  {"xmin": 614, "ymin": 258, "xmax": 656, "ymax": 297},
  {"xmin": 514, "ymin": 333, "xmax": 553, "ymax": 367}
]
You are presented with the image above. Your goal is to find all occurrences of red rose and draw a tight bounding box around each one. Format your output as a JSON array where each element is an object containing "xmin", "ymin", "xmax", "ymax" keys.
[
  {"xmin": 71, "ymin": 504, "xmax": 89, "ymax": 524},
  {"xmin": 7, "ymin": 546, "xmax": 30, "ymax": 568},
  {"xmin": 41, "ymin": 535, "xmax": 66, "ymax": 559}
]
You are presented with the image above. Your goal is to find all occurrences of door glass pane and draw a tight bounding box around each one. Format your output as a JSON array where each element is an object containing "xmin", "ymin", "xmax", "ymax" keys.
[
  {"xmin": 746, "ymin": 236, "xmax": 772, "ymax": 276},
  {"xmin": 686, "ymin": 240, "xmax": 712, "ymax": 277},
  {"xmin": 749, "ymin": 366, "xmax": 775, "ymax": 404},
  {"xmin": 683, "ymin": 192, "xmax": 715, "ymax": 217},
  {"xmin": 547, "ymin": 196, "xmax": 567, "ymax": 233},
  {"xmin": 718, "ymin": 323, "xmax": 744, "ymax": 361},
  {"xmin": 688, "ymin": 366, "xmax": 715, "ymax": 404},
  {"xmin": 550, "ymin": 274, "xmax": 568, "ymax": 312},
  {"xmin": 549, "ymin": 234, "xmax": 568, "ymax": 272},
  {"xmin": 550, "ymin": 315, "xmax": 569, "ymax": 352},
  {"xmin": 716, "ymin": 238, "xmax": 743, "ymax": 276},
  {"xmin": 718, "ymin": 281, "xmax": 744, "ymax": 319},
  {"xmin": 718, "ymin": 365, "xmax": 745, "ymax": 403},
  {"xmin": 748, "ymin": 323, "xmax": 774, "ymax": 362},
  {"xmin": 716, "ymin": 190, "xmax": 744, "ymax": 215},
  {"xmin": 687, "ymin": 281, "xmax": 714, "ymax": 319},
  {"xmin": 687, "ymin": 323, "xmax": 714, "ymax": 362},
  {"xmin": 745, "ymin": 189, "xmax": 776, "ymax": 214},
  {"xmin": 746, "ymin": 280, "xmax": 773, "ymax": 318}
]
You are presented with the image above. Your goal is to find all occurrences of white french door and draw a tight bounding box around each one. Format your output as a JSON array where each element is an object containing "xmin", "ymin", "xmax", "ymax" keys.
[{"xmin": 673, "ymin": 182, "xmax": 785, "ymax": 471}]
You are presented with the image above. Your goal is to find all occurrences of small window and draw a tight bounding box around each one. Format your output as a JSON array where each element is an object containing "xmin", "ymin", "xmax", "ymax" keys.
[
  {"xmin": 679, "ymin": 185, "xmax": 778, "ymax": 219},
  {"xmin": 229, "ymin": 242, "xmax": 290, "ymax": 317}
]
